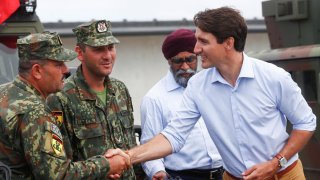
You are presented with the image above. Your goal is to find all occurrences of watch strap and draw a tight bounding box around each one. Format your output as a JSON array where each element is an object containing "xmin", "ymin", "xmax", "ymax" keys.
[
  {"xmin": 275, "ymin": 153, "xmax": 284, "ymax": 160},
  {"xmin": 274, "ymin": 153, "xmax": 286, "ymax": 167}
]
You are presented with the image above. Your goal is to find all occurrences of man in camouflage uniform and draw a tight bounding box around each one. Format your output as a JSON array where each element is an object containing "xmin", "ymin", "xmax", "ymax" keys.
[
  {"xmin": 46, "ymin": 20, "xmax": 144, "ymax": 179},
  {"xmin": 0, "ymin": 32, "xmax": 129, "ymax": 180}
]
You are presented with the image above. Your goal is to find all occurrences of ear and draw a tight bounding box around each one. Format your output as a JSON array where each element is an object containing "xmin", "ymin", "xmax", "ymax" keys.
[
  {"xmin": 31, "ymin": 64, "xmax": 43, "ymax": 80},
  {"xmin": 75, "ymin": 46, "xmax": 84, "ymax": 62},
  {"xmin": 167, "ymin": 59, "xmax": 172, "ymax": 66},
  {"xmin": 224, "ymin": 37, "xmax": 235, "ymax": 50}
]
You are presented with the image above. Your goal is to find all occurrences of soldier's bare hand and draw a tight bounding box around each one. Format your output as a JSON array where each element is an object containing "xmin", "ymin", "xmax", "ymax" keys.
[
  {"xmin": 108, "ymin": 173, "xmax": 121, "ymax": 179},
  {"xmin": 107, "ymin": 154, "xmax": 130, "ymax": 177},
  {"xmin": 242, "ymin": 158, "xmax": 279, "ymax": 180},
  {"xmin": 152, "ymin": 170, "xmax": 168, "ymax": 180},
  {"xmin": 105, "ymin": 148, "xmax": 131, "ymax": 166}
]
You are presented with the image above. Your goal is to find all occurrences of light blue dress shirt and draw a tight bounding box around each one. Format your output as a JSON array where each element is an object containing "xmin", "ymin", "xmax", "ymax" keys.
[
  {"xmin": 140, "ymin": 71, "xmax": 222, "ymax": 178},
  {"xmin": 161, "ymin": 53, "xmax": 317, "ymax": 178}
]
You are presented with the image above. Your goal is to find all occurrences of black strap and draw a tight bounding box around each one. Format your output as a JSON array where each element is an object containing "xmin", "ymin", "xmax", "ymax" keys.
[
  {"xmin": 0, "ymin": 161, "xmax": 11, "ymax": 180},
  {"xmin": 166, "ymin": 167, "xmax": 224, "ymax": 180}
]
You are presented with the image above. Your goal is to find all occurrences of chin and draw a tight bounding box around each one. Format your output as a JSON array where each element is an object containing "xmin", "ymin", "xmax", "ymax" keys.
[
  {"xmin": 104, "ymin": 70, "xmax": 112, "ymax": 76},
  {"xmin": 201, "ymin": 62, "xmax": 215, "ymax": 69},
  {"xmin": 56, "ymin": 87, "xmax": 63, "ymax": 92},
  {"xmin": 201, "ymin": 64, "xmax": 210, "ymax": 69},
  {"xmin": 98, "ymin": 69, "xmax": 111, "ymax": 75}
]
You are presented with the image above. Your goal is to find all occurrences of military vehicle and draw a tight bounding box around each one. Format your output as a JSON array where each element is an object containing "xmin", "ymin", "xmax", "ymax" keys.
[
  {"xmin": 249, "ymin": 0, "xmax": 320, "ymax": 179},
  {"xmin": 0, "ymin": 0, "xmax": 44, "ymax": 85}
]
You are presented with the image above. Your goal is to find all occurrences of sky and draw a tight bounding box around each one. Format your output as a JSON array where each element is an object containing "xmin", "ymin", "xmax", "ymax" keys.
[{"xmin": 36, "ymin": 0, "xmax": 267, "ymax": 23}]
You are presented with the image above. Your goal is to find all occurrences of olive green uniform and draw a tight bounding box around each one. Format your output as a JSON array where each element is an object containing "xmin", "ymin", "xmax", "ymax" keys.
[{"xmin": 47, "ymin": 67, "xmax": 143, "ymax": 179}]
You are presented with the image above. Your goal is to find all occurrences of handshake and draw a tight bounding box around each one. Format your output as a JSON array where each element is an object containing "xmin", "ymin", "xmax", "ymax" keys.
[
  {"xmin": 104, "ymin": 134, "xmax": 173, "ymax": 179},
  {"xmin": 104, "ymin": 148, "xmax": 132, "ymax": 179}
]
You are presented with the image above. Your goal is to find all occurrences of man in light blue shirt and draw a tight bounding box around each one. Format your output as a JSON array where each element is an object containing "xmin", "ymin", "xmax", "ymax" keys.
[
  {"xmin": 140, "ymin": 29, "xmax": 223, "ymax": 180},
  {"xmin": 106, "ymin": 7, "xmax": 316, "ymax": 180}
]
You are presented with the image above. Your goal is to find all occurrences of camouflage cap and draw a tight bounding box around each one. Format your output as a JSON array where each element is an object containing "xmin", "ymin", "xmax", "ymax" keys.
[
  {"xmin": 17, "ymin": 32, "xmax": 77, "ymax": 62},
  {"xmin": 72, "ymin": 20, "xmax": 120, "ymax": 47}
]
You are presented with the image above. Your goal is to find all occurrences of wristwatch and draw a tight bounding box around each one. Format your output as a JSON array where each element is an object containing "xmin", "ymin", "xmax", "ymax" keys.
[{"xmin": 275, "ymin": 153, "xmax": 287, "ymax": 168}]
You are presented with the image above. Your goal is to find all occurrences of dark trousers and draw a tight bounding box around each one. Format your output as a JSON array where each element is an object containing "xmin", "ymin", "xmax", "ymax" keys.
[{"xmin": 165, "ymin": 167, "xmax": 224, "ymax": 180}]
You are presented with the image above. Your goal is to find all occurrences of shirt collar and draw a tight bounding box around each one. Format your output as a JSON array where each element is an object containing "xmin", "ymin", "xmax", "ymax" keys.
[
  {"xmin": 14, "ymin": 76, "xmax": 44, "ymax": 101},
  {"xmin": 73, "ymin": 65, "xmax": 115, "ymax": 100},
  {"xmin": 211, "ymin": 53, "xmax": 254, "ymax": 84},
  {"xmin": 239, "ymin": 53, "xmax": 254, "ymax": 79},
  {"xmin": 165, "ymin": 70, "xmax": 183, "ymax": 92}
]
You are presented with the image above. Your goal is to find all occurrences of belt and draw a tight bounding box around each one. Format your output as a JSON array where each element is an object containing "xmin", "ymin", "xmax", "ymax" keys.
[
  {"xmin": 166, "ymin": 166, "xmax": 224, "ymax": 180},
  {"xmin": 225, "ymin": 160, "xmax": 298, "ymax": 180}
]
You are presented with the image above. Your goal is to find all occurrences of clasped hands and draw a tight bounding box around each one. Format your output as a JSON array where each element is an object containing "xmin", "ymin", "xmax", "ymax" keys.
[{"xmin": 104, "ymin": 148, "xmax": 132, "ymax": 179}]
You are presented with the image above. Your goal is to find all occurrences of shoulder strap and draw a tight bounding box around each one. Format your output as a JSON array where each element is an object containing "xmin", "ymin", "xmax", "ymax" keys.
[{"xmin": 0, "ymin": 161, "xmax": 11, "ymax": 180}]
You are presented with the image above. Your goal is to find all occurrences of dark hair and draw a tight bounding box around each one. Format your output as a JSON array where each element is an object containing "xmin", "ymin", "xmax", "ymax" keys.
[
  {"xmin": 18, "ymin": 59, "xmax": 48, "ymax": 76},
  {"xmin": 193, "ymin": 7, "xmax": 247, "ymax": 52}
]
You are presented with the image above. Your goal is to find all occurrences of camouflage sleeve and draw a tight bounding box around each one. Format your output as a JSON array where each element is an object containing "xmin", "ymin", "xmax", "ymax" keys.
[
  {"xmin": 20, "ymin": 112, "xmax": 110, "ymax": 180},
  {"xmin": 46, "ymin": 92, "xmax": 79, "ymax": 160},
  {"xmin": 46, "ymin": 92, "xmax": 75, "ymax": 139},
  {"xmin": 46, "ymin": 92, "xmax": 74, "ymax": 129}
]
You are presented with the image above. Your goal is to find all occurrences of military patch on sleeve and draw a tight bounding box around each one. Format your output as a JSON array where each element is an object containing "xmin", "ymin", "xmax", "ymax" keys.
[
  {"xmin": 52, "ymin": 111, "xmax": 63, "ymax": 126},
  {"xmin": 50, "ymin": 123, "xmax": 62, "ymax": 140},
  {"xmin": 51, "ymin": 134, "xmax": 63, "ymax": 156}
]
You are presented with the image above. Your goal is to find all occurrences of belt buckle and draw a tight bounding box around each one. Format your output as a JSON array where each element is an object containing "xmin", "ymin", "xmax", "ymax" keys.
[{"xmin": 209, "ymin": 170, "xmax": 217, "ymax": 180}]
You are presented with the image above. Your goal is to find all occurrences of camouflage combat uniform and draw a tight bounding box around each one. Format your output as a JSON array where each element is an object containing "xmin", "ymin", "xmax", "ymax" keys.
[
  {"xmin": 46, "ymin": 20, "xmax": 144, "ymax": 180},
  {"xmin": 47, "ymin": 67, "xmax": 141, "ymax": 180},
  {"xmin": 0, "ymin": 77, "xmax": 110, "ymax": 180},
  {"xmin": 0, "ymin": 32, "xmax": 111, "ymax": 180}
]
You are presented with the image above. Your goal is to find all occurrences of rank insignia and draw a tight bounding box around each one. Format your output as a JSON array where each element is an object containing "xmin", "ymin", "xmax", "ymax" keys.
[
  {"xmin": 96, "ymin": 21, "xmax": 107, "ymax": 33},
  {"xmin": 51, "ymin": 134, "xmax": 63, "ymax": 156},
  {"xmin": 52, "ymin": 111, "xmax": 63, "ymax": 126}
]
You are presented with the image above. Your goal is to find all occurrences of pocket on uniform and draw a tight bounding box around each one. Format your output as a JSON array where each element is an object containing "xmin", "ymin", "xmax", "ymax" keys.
[
  {"xmin": 111, "ymin": 110, "xmax": 134, "ymax": 148},
  {"xmin": 119, "ymin": 110, "xmax": 134, "ymax": 128},
  {"xmin": 73, "ymin": 122, "xmax": 106, "ymax": 158},
  {"xmin": 73, "ymin": 123, "xmax": 104, "ymax": 139},
  {"xmin": 73, "ymin": 109, "xmax": 105, "ymax": 140}
]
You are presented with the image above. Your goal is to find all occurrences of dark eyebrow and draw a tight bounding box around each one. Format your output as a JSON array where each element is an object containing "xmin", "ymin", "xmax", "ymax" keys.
[{"xmin": 197, "ymin": 37, "xmax": 208, "ymax": 43}]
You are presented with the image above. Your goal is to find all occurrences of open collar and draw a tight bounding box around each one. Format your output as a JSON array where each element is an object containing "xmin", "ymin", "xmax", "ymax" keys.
[{"xmin": 211, "ymin": 53, "xmax": 254, "ymax": 84}]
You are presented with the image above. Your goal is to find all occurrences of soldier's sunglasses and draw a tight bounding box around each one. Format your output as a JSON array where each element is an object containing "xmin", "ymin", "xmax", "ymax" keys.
[{"xmin": 170, "ymin": 55, "xmax": 197, "ymax": 65}]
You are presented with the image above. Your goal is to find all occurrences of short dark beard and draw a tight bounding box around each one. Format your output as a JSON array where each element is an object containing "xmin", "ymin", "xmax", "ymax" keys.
[{"xmin": 171, "ymin": 68, "xmax": 196, "ymax": 88}]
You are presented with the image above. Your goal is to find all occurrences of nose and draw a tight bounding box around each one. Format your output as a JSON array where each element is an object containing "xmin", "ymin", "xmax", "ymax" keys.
[
  {"xmin": 194, "ymin": 41, "xmax": 201, "ymax": 55},
  {"xmin": 102, "ymin": 48, "xmax": 112, "ymax": 59},
  {"xmin": 61, "ymin": 63, "xmax": 69, "ymax": 74},
  {"xmin": 180, "ymin": 61, "xmax": 190, "ymax": 70}
]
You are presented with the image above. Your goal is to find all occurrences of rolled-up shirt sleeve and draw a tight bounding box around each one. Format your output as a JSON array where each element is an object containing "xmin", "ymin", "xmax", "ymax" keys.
[{"xmin": 277, "ymin": 70, "xmax": 317, "ymax": 131}]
